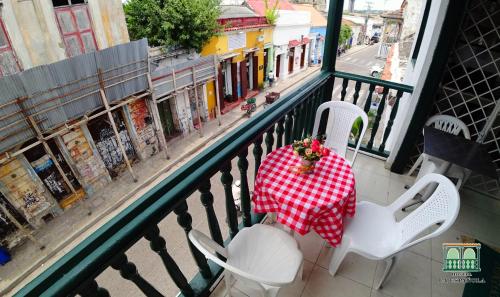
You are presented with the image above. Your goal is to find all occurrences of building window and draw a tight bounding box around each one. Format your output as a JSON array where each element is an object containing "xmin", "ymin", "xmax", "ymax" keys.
[
  {"xmin": 54, "ymin": 4, "xmax": 98, "ymax": 57},
  {"xmin": 52, "ymin": 0, "xmax": 86, "ymax": 7},
  {"xmin": 411, "ymin": 0, "xmax": 431, "ymax": 65},
  {"xmin": 0, "ymin": 19, "xmax": 21, "ymax": 76}
]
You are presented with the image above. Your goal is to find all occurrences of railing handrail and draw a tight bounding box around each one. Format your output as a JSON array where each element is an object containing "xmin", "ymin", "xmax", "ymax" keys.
[
  {"xmin": 16, "ymin": 71, "xmax": 332, "ymax": 297},
  {"xmin": 333, "ymin": 71, "xmax": 414, "ymax": 93}
]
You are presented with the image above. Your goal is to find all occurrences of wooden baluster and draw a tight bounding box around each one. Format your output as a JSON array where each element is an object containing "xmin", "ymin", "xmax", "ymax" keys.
[
  {"xmin": 303, "ymin": 98, "xmax": 312, "ymax": 137},
  {"xmin": 367, "ymin": 87, "xmax": 389, "ymax": 150},
  {"xmin": 292, "ymin": 107, "xmax": 301, "ymax": 142},
  {"xmin": 363, "ymin": 84, "xmax": 376, "ymax": 113},
  {"xmin": 198, "ymin": 180, "xmax": 224, "ymax": 246},
  {"xmin": 220, "ymin": 162, "xmax": 239, "ymax": 238},
  {"xmin": 238, "ymin": 148, "xmax": 252, "ymax": 227},
  {"xmin": 310, "ymin": 90, "xmax": 321, "ymax": 135},
  {"xmin": 352, "ymin": 81, "xmax": 362, "ymax": 105},
  {"xmin": 284, "ymin": 111, "xmax": 294, "ymax": 145},
  {"xmin": 307, "ymin": 91, "xmax": 320, "ymax": 135},
  {"xmin": 110, "ymin": 254, "xmax": 164, "ymax": 297},
  {"xmin": 379, "ymin": 90, "xmax": 403, "ymax": 153},
  {"xmin": 276, "ymin": 117, "xmax": 285, "ymax": 148},
  {"xmin": 265, "ymin": 124, "xmax": 275, "ymax": 155},
  {"xmin": 174, "ymin": 201, "xmax": 213, "ymax": 279},
  {"xmin": 340, "ymin": 78, "xmax": 349, "ymax": 101},
  {"xmin": 253, "ymin": 135, "xmax": 263, "ymax": 179},
  {"xmin": 298, "ymin": 103, "xmax": 306, "ymax": 139},
  {"xmin": 78, "ymin": 279, "xmax": 110, "ymax": 297},
  {"xmin": 144, "ymin": 226, "xmax": 195, "ymax": 297}
]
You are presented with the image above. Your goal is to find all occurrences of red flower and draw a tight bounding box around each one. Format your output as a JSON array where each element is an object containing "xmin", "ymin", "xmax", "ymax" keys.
[
  {"xmin": 311, "ymin": 139, "xmax": 321, "ymax": 152},
  {"xmin": 322, "ymin": 147, "xmax": 330, "ymax": 157}
]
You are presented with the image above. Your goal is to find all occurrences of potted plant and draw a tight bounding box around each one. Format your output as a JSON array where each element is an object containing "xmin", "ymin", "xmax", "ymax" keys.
[{"xmin": 291, "ymin": 136, "xmax": 330, "ymax": 174}]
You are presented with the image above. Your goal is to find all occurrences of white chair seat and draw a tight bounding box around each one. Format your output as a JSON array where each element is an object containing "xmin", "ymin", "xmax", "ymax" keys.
[
  {"xmin": 189, "ymin": 224, "xmax": 303, "ymax": 297},
  {"xmin": 226, "ymin": 224, "xmax": 302, "ymax": 285},
  {"xmin": 344, "ymin": 202, "xmax": 399, "ymax": 259}
]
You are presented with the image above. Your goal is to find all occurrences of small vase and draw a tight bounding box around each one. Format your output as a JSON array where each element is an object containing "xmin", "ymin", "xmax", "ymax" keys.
[{"xmin": 298, "ymin": 159, "xmax": 315, "ymax": 174}]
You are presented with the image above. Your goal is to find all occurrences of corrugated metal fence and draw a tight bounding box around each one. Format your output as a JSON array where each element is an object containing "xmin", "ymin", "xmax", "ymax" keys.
[
  {"xmin": 0, "ymin": 39, "xmax": 149, "ymax": 153},
  {"xmin": 151, "ymin": 55, "xmax": 216, "ymax": 100}
]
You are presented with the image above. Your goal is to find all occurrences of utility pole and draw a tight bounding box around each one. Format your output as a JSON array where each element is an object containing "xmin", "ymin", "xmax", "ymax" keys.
[{"xmin": 364, "ymin": 1, "xmax": 372, "ymax": 43}]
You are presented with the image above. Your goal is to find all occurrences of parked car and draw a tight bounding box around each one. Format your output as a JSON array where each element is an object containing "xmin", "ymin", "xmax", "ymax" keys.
[
  {"xmin": 370, "ymin": 34, "xmax": 380, "ymax": 44},
  {"xmin": 369, "ymin": 65, "xmax": 383, "ymax": 78}
]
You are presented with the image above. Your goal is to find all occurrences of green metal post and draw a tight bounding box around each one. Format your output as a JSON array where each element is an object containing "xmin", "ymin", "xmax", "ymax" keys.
[{"xmin": 322, "ymin": 0, "xmax": 345, "ymax": 73}]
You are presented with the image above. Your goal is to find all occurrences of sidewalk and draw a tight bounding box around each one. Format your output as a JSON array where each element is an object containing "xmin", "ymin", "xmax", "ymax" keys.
[{"xmin": 0, "ymin": 65, "xmax": 321, "ymax": 296}]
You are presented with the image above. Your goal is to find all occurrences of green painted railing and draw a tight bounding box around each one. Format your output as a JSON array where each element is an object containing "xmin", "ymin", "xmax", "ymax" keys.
[
  {"xmin": 332, "ymin": 71, "xmax": 413, "ymax": 157},
  {"xmin": 16, "ymin": 72, "xmax": 332, "ymax": 297},
  {"xmin": 15, "ymin": 69, "xmax": 412, "ymax": 296}
]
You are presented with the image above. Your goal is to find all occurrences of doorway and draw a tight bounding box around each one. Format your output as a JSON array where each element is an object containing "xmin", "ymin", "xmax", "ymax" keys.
[
  {"xmin": 23, "ymin": 139, "xmax": 81, "ymax": 202},
  {"xmin": 87, "ymin": 110, "xmax": 136, "ymax": 178},
  {"xmin": 276, "ymin": 54, "xmax": 281, "ymax": 78},
  {"xmin": 300, "ymin": 44, "xmax": 306, "ymax": 68},
  {"xmin": 158, "ymin": 98, "xmax": 181, "ymax": 141},
  {"xmin": 288, "ymin": 48, "xmax": 295, "ymax": 74},
  {"xmin": 263, "ymin": 48, "xmax": 269, "ymax": 81}
]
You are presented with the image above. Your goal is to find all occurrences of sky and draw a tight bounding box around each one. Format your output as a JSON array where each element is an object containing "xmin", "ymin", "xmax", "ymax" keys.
[{"xmin": 343, "ymin": 0, "xmax": 403, "ymax": 11}]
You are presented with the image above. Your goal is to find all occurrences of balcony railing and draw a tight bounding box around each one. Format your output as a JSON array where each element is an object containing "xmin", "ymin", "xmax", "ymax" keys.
[{"xmin": 15, "ymin": 70, "xmax": 412, "ymax": 297}]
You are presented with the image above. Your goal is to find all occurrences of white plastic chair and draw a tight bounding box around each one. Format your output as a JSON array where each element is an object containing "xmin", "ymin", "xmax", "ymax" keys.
[
  {"xmin": 404, "ymin": 115, "xmax": 470, "ymax": 210},
  {"xmin": 329, "ymin": 173, "xmax": 460, "ymax": 289},
  {"xmin": 312, "ymin": 101, "xmax": 368, "ymax": 165},
  {"xmin": 189, "ymin": 224, "xmax": 303, "ymax": 297}
]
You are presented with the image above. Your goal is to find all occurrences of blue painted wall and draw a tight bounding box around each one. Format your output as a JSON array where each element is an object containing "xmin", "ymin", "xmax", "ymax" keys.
[{"xmin": 310, "ymin": 27, "xmax": 327, "ymax": 64}]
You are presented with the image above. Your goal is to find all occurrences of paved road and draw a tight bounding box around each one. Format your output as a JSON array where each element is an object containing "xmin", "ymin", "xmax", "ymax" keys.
[{"xmin": 336, "ymin": 44, "xmax": 382, "ymax": 76}]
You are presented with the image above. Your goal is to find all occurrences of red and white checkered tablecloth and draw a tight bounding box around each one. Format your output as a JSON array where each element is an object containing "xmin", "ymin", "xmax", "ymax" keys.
[{"xmin": 252, "ymin": 145, "xmax": 356, "ymax": 247}]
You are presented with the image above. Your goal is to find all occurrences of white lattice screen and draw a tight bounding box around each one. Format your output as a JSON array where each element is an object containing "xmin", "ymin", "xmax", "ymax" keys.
[{"xmin": 413, "ymin": 0, "xmax": 500, "ymax": 198}]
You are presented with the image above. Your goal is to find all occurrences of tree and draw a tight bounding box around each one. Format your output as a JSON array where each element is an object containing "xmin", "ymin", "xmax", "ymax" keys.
[
  {"xmin": 339, "ymin": 24, "xmax": 353, "ymax": 46},
  {"xmin": 124, "ymin": 0, "xmax": 221, "ymax": 53},
  {"xmin": 264, "ymin": 0, "xmax": 279, "ymax": 25}
]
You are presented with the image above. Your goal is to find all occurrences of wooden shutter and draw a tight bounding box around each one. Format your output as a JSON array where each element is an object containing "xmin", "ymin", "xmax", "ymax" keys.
[
  {"xmin": 253, "ymin": 55, "xmax": 258, "ymax": 90},
  {"xmin": 240, "ymin": 60, "xmax": 248, "ymax": 99},
  {"xmin": 231, "ymin": 62, "xmax": 238, "ymax": 101},
  {"xmin": 55, "ymin": 4, "xmax": 98, "ymax": 58},
  {"xmin": 0, "ymin": 19, "xmax": 21, "ymax": 76}
]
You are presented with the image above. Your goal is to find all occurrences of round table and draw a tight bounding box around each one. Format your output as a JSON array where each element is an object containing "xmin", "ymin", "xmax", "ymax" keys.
[{"xmin": 252, "ymin": 145, "xmax": 356, "ymax": 247}]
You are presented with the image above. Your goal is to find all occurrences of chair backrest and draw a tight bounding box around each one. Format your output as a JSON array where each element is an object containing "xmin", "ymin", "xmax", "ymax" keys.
[
  {"xmin": 389, "ymin": 174, "xmax": 460, "ymax": 253},
  {"xmin": 188, "ymin": 229, "xmax": 290, "ymax": 288},
  {"xmin": 426, "ymin": 115, "xmax": 471, "ymax": 140},
  {"xmin": 312, "ymin": 101, "xmax": 368, "ymax": 164}
]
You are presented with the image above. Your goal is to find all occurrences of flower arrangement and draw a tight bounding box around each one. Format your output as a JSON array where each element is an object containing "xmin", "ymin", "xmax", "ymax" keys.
[{"xmin": 291, "ymin": 136, "xmax": 330, "ymax": 174}]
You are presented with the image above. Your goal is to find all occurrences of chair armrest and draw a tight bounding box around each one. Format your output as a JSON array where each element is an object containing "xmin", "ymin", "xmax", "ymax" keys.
[
  {"xmin": 387, "ymin": 173, "xmax": 442, "ymax": 213},
  {"xmin": 189, "ymin": 229, "xmax": 228, "ymax": 258}
]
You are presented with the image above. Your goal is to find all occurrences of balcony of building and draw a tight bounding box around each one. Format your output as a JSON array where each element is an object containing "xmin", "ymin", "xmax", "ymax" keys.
[{"xmin": 11, "ymin": 0, "xmax": 500, "ymax": 296}]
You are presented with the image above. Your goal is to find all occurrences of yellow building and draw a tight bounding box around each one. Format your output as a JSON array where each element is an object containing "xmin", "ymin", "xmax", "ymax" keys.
[{"xmin": 201, "ymin": 6, "xmax": 273, "ymax": 115}]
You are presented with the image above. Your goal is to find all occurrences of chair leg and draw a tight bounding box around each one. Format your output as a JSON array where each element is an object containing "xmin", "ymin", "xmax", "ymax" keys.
[
  {"xmin": 224, "ymin": 271, "xmax": 233, "ymax": 297},
  {"xmin": 328, "ymin": 240, "xmax": 349, "ymax": 276},
  {"xmin": 298, "ymin": 260, "xmax": 304, "ymax": 281},
  {"xmin": 407, "ymin": 155, "xmax": 423, "ymax": 176},
  {"xmin": 375, "ymin": 256, "xmax": 397, "ymax": 289}
]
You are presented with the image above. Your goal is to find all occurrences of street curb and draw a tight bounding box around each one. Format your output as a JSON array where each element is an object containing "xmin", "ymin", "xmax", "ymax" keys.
[{"xmin": 3, "ymin": 66, "xmax": 321, "ymax": 296}]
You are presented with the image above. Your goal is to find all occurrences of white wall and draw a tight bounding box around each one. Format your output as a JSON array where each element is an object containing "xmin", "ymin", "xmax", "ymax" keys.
[
  {"xmin": 386, "ymin": 0, "xmax": 450, "ymax": 167},
  {"xmin": 273, "ymin": 10, "xmax": 311, "ymax": 46}
]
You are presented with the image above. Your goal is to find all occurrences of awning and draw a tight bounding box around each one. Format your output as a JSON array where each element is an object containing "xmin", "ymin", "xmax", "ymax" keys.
[
  {"xmin": 289, "ymin": 40, "xmax": 301, "ymax": 47},
  {"xmin": 243, "ymin": 47, "xmax": 260, "ymax": 54},
  {"xmin": 218, "ymin": 52, "xmax": 240, "ymax": 61}
]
